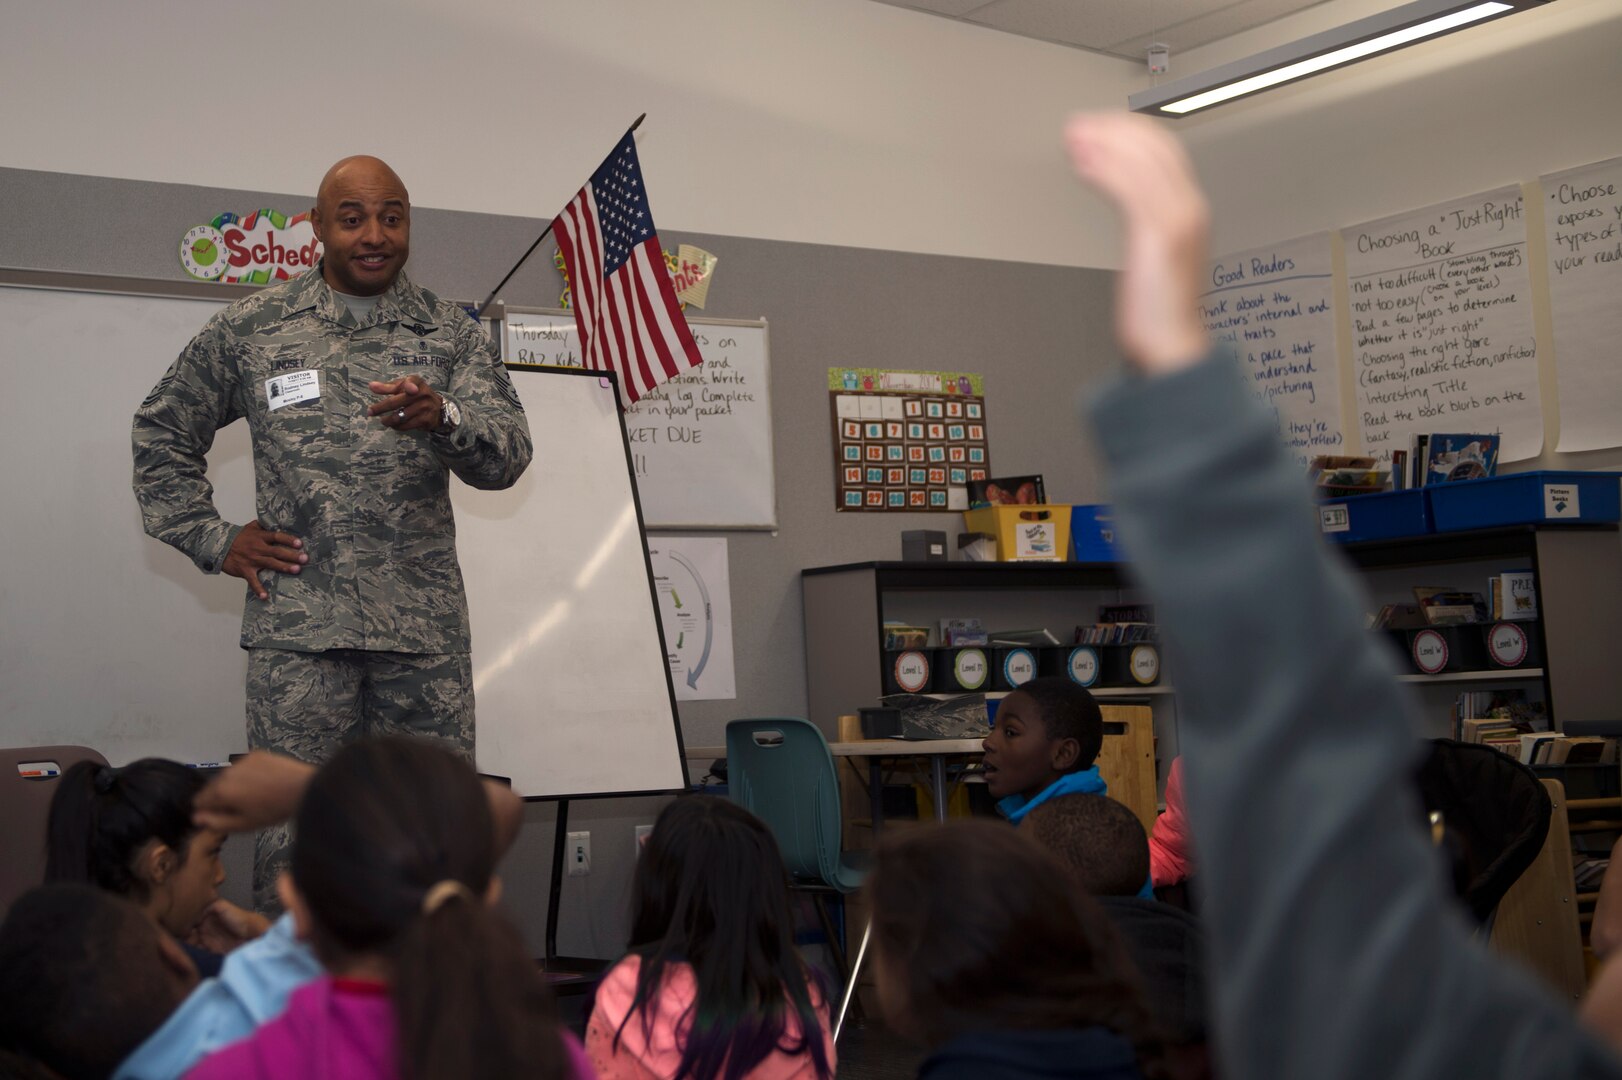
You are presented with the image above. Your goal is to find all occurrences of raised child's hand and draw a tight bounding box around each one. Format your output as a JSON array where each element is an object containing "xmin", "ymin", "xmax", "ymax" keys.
[{"xmin": 1063, "ymin": 113, "xmax": 1212, "ymax": 376}]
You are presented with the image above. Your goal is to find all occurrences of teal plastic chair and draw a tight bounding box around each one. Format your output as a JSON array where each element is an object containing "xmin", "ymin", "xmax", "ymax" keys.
[{"xmin": 725, "ymin": 718, "xmax": 868, "ymax": 1031}]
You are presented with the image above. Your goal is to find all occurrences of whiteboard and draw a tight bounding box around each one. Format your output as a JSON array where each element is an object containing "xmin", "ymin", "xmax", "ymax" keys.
[
  {"xmin": 502, "ymin": 308, "xmax": 776, "ymax": 528},
  {"xmin": 0, "ymin": 278, "xmax": 687, "ymax": 798},
  {"xmin": 460, "ymin": 366, "xmax": 686, "ymax": 797}
]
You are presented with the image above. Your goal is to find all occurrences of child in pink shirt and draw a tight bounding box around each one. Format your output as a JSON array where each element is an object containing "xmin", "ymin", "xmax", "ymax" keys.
[
  {"xmin": 188, "ymin": 738, "xmax": 589, "ymax": 1080},
  {"xmin": 1149, "ymin": 757, "xmax": 1193, "ymax": 890},
  {"xmin": 586, "ymin": 796, "xmax": 835, "ymax": 1080}
]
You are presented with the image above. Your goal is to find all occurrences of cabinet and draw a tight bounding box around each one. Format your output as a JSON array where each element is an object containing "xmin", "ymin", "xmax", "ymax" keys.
[
  {"xmin": 1337, "ymin": 524, "xmax": 1622, "ymax": 733},
  {"xmin": 800, "ymin": 561, "xmax": 1179, "ymax": 760},
  {"xmin": 1340, "ymin": 523, "xmax": 1622, "ymax": 977}
]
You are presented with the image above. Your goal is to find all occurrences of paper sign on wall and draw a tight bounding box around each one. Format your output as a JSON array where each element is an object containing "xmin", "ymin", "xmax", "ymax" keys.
[
  {"xmin": 1201, "ymin": 233, "xmax": 1343, "ymax": 467},
  {"xmin": 1345, "ymin": 187, "xmax": 1543, "ymax": 463},
  {"xmin": 647, "ymin": 537, "xmax": 736, "ymax": 701},
  {"xmin": 1541, "ymin": 156, "xmax": 1622, "ymax": 452}
]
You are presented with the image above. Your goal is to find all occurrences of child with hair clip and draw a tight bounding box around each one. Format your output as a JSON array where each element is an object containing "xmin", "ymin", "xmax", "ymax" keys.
[
  {"xmin": 187, "ymin": 736, "xmax": 590, "ymax": 1080},
  {"xmin": 586, "ymin": 794, "xmax": 835, "ymax": 1080},
  {"xmin": 867, "ymin": 819, "xmax": 1167, "ymax": 1080},
  {"xmin": 46, "ymin": 759, "xmax": 267, "ymax": 977}
]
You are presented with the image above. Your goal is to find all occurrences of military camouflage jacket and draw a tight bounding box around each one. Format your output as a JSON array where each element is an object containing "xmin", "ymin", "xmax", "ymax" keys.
[{"xmin": 132, "ymin": 266, "xmax": 532, "ymax": 655}]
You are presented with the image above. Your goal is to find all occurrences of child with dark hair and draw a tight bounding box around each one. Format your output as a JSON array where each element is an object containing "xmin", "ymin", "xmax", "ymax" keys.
[
  {"xmin": 0, "ymin": 883, "xmax": 198, "ymax": 1080},
  {"xmin": 46, "ymin": 759, "xmax": 265, "ymax": 977},
  {"xmin": 1023, "ymin": 796, "xmax": 1212, "ymax": 1080},
  {"xmin": 188, "ymin": 737, "xmax": 587, "ymax": 1080},
  {"xmin": 982, "ymin": 675, "xmax": 1107, "ymax": 823},
  {"xmin": 586, "ymin": 794, "xmax": 835, "ymax": 1080},
  {"xmin": 867, "ymin": 819, "xmax": 1165, "ymax": 1079},
  {"xmin": 1023, "ymin": 794, "xmax": 1151, "ymax": 899}
]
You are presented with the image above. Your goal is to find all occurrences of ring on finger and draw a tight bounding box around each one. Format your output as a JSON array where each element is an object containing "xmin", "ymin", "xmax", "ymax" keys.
[{"xmin": 396, "ymin": 409, "xmax": 407, "ymax": 420}]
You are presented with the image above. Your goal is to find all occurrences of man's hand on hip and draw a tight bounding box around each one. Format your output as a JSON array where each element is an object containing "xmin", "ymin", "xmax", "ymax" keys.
[
  {"xmin": 368, "ymin": 374, "xmax": 444, "ymax": 432},
  {"xmin": 223, "ymin": 521, "xmax": 307, "ymax": 601}
]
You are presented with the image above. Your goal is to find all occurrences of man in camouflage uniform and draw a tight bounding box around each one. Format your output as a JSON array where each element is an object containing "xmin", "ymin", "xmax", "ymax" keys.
[{"xmin": 132, "ymin": 156, "xmax": 532, "ymax": 909}]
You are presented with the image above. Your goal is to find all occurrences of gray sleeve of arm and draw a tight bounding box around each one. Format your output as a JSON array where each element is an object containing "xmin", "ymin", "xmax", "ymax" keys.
[
  {"xmin": 428, "ymin": 318, "xmax": 533, "ymax": 491},
  {"xmin": 131, "ymin": 320, "xmax": 244, "ymax": 574},
  {"xmin": 1086, "ymin": 351, "xmax": 1622, "ymax": 1080}
]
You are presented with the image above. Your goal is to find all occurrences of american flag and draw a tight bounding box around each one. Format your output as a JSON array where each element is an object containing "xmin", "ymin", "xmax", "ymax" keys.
[{"xmin": 552, "ymin": 132, "xmax": 702, "ymax": 408}]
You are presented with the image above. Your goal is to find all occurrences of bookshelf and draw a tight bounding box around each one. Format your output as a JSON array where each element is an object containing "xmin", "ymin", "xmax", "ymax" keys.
[
  {"xmin": 1395, "ymin": 669, "xmax": 1545, "ymax": 685},
  {"xmin": 1340, "ymin": 523, "xmax": 1622, "ymax": 977},
  {"xmin": 800, "ymin": 561, "xmax": 1180, "ymax": 760},
  {"xmin": 1337, "ymin": 524, "xmax": 1622, "ymax": 733}
]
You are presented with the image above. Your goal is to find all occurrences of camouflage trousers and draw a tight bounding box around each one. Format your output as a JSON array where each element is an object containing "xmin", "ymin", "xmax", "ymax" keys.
[{"xmin": 245, "ymin": 647, "xmax": 474, "ymax": 913}]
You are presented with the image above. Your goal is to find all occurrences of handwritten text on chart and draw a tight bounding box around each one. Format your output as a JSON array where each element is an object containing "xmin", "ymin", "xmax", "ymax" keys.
[
  {"xmin": 1201, "ymin": 234, "xmax": 1342, "ymax": 466},
  {"xmin": 1547, "ymin": 178, "xmax": 1622, "ymax": 278},
  {"xmin": 1543, "ymin": 160, "xmax": 1622, "ymax": 452},
  {"xmin": 504, "ymin": 320, "xmax": 756, "ymax": 478},
  {"xmin": 1347, "ymin": 188, "xmax": 1541, "ymax": 463}
]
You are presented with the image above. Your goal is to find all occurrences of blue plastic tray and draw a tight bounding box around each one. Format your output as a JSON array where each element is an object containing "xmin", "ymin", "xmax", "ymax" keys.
[
  {"xmin": 1317, "ymin": 488, "xmax": 1431, "ymax": 543},
  {"xmin": 1071, "ymin": 504, "xmax": 1124, "ymax": 562},
  {"xmin": 1426, "ymin": 471, "xmax": 1621, "ymax": 532}
]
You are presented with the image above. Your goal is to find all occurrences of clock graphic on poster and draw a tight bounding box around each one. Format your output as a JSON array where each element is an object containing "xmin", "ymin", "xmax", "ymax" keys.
[{"xmin": 179, "ymin": 225, "xmax": 229, "ymax": 281}]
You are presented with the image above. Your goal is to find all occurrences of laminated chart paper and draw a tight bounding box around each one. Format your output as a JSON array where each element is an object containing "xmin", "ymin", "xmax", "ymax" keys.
[
  {"xmin": 1345, "ymin": 187, "xmax": 1543, "ymax": 463},
  {"xmin": 1542, "ymin": 156, "xmax": 1622, "ymax": 452},
  {"xmin": 1201, "ymin": 233, "xmax": 1343, "ymax": 467}
]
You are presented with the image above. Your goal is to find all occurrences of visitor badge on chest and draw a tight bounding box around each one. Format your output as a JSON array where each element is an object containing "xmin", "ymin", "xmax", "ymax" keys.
[{"xmin": 265, "ymin": 370, "xmax": 320, "ymax": 411}]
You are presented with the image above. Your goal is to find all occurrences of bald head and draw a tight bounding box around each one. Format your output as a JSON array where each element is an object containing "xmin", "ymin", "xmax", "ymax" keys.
[
  {"xmin": 316, "ymin": 155, "xmax": 409, "ymax": 209},
  {"xmin": 310, "ymin": 156, "xmax": 411, "ymax": 296}
]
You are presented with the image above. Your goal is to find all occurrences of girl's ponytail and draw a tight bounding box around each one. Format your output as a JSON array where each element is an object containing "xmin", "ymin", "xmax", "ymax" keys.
[
  {"xmin": 290, "ymin": 737, "xmax": 570, "ymax": 1080},
  {"xmin": 393, "ymin": 883, "xmax": 564, "ymax": 1080},
  {"xmin": 43, "ymin": 762, "xmax": 104, "ymax": 886},
  {"xmin": 44, "ymin": 759, "xmax": 203, "ymax": 899}
]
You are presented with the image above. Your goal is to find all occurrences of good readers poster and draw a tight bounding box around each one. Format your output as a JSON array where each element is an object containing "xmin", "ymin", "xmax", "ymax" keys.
[
  {"xmin": 1201, "ymin": 233, "xmax": 1343, "ymax": 468},
  {"xmin": 829, "ymin": 368, "xmax": 990, "ymax": 511}
]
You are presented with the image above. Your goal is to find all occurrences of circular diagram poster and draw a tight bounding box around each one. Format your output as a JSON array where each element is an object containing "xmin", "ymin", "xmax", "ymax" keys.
[{"xmin": 647, "ymin": 538, "xmax": 737, "ymax": 701}]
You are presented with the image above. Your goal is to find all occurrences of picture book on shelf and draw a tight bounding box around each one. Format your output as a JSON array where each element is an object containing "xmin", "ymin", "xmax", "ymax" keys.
[
  {"xmin": 967, "ymin": 474, "xmax": 1045, "ymax": 509},
  {"xmin": 1491, "ymin": 571, "xmax": 1538, "ymax": 622},
  {"xmin": 1422, "ymin": 433, "xmax": 1500, "ymax": 485}
]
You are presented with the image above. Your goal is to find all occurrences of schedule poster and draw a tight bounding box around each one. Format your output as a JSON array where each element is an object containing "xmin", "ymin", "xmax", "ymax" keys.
[{"xmin": 829, "ymin": 368, "xmax": 990, "ymax": 512}]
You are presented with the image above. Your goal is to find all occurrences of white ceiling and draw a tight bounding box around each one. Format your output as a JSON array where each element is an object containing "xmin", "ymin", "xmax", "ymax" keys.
[{"xmin": 872, "ymin": 0, "xmax": 1339, "ymax": 62}]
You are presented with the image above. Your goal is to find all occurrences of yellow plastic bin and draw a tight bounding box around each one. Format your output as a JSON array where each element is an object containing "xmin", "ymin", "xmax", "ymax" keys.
[{"xmin": 961, "ymin": 505, "xmax": 1071, "ymax": 562}]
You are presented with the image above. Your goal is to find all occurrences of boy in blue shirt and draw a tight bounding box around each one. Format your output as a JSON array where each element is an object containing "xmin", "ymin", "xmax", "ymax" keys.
[{"xmin": 981, "ymin": 675, "xmax": 1107, "ymax": 823}]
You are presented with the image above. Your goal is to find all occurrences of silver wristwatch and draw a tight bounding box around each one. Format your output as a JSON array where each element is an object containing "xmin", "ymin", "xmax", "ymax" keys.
[{"xmin": 438, "ymin": 396, "xmax": 462, "ymax": 433}]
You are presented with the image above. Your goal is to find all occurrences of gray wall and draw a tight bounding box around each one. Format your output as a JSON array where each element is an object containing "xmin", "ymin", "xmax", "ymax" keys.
[{"xmin": 0, "ymin": 166, "xmax": 1121, "ymax": 957}]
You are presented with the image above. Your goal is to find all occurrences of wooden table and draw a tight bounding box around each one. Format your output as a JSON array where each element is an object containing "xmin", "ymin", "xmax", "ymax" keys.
[{"xmin": 685, "ymin": 738, "xmax": 983, "ymax": 826}]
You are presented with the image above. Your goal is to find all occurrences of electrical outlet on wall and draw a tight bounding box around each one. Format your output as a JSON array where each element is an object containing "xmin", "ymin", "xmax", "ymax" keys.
[
  {"xmin": 635, "ymin": 824, "xmax": 653, "ymax": 856},
  {"xmin": 567, "ymin": 831, "xmax": 591, "ymax": 876}
]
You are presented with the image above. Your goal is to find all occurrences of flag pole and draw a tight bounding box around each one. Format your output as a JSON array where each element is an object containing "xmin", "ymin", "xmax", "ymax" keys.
[{"xmin": 474, "ymin": 114, "xmax": 648, "ymax": 320}]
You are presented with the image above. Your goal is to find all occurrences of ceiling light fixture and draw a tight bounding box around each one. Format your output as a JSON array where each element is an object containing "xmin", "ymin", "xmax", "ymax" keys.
[{"xmin": 1129, "ymin": 0, "xmax": 1552, "ymax": 118}]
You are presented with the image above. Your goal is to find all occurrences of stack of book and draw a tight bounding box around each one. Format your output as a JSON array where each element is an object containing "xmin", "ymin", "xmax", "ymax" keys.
[
  {"xmin": 1075, "ymin": 622, "xmax": 1158, "ymax": 646},
  {"xmin": 1414, "ymin": 586, "xmax": 1489, "ymax": 626},
  {"xmin": 1453, "ymin": 689, "xmax": 1548, "ymax": 755},
  {"xmin": 1489, "ymin": 571, "xmax": 1538, "ymax": 621},
  {"xmin": 1075, "ymin": 604, "xmax": 1158, "ymax": 646},
  {"xmin": 1309, "ymin": 455, "xmax": 1390, "ymax": 497},
  {"xmin": 1516, "ymin": 733, "xmax": 1617, "ymax": 766}
]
